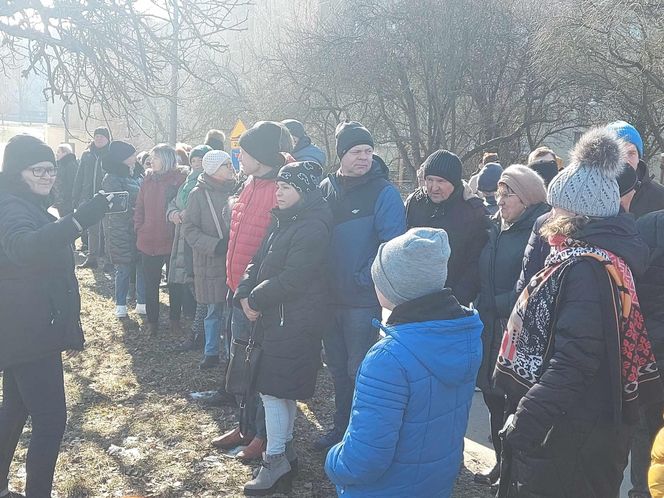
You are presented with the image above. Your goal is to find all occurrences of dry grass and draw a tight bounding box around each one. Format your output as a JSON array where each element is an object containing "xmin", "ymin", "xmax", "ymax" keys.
[{"xmin": 4, "ymin": 262, "xmax": 491, "ymax": 498}]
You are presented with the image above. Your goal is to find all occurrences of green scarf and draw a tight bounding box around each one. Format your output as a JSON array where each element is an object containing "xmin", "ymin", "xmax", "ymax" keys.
[{"xmin": 176, "ymin": 168, "xmax": 202, "ymax": 209}]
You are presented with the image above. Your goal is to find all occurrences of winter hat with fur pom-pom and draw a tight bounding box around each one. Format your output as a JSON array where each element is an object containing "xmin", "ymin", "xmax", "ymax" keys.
[{"xmin": 547, "ymin": 127, "xmax": 625, "ymax": 218}]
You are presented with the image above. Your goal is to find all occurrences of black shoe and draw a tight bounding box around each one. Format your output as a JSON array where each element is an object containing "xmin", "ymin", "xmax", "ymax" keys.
[
  {"xmin": 313, "ymin": 428, "xmax": 344, "ymax": 451},
  {"xmin": 4, "ymin": 492, "xmax": 26, "ymax": 498},
  {"xmin": 103, "ymin": 262, "xmax": 115, "ymax": 273},
  {"xmin": 77, "ymin": 257, "xmax": 98, "ymax": 269},
  {"xmin": 198, "ymin": 389, "xmax": 237, "ymax": 407},
  {"xmin": 474, "ymin": 464, "xmax": 500, "ymax": 485},
  {"xmin": 199, "ymin": 355, "xmax": 220, "ymax": 370}
]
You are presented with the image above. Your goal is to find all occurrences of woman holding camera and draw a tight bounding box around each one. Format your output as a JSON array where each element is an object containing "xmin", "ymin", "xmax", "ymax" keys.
[
  {"xmin": 0, "ymin": 134, "xmax": 110, "ymax": 498},
  {"xmin": 102, "ymin": 140, "xmax": 146, "ymax": 319}
]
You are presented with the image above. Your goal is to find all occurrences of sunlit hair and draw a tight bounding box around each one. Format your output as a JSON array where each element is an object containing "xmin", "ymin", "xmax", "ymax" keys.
[
  {"xmin": 278, "ymin": 123, "xmax": 294, "ymax": 153},
  {"xmin": 482, "ymin": 152, "xmax": 499, "ymax": 165},
  {"xmin": 528, "ymin": 146, "xmax": 556, "ymax": 165},
  {"xmin": 175, "ymin": 147, "xmax": 190, "ymax": 166},
  {"xmin": 149, "ymin": 143, "xmax": 177, "ymax": 174},
  {"xmin": 57, "ymin": 143, "xmax": 73, "ymax": 155},
  {"xmin": 540, "ymin": 212, "xmax": 590, "ymax": 239}
]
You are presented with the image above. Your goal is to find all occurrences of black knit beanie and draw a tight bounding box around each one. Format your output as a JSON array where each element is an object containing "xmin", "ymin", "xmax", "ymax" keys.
[
  {"xmin": 108, "ymin": 141, "xmax": 136, "ymax": 164},
  {"xmin": 282, "ymin": 119, "xmax": 306, "ymax": 139},
  {"xmin": 1, "ymin": 134, "xmax": 56, "ymax": 175},
  {"xmin": 277, "ymin": 161, "xmax": 324, "ymax": 193},
  {"xmin": 93, "ymin": 127, "xmax": 111, "ymax": 140},
  {"xmin": 335, "ymin": 121, "xmax": 374, "ymax": 159},
  {"xmin": 422, "ymin": 150, "xmax": 462, "ymax": 186},
  {"xmin": 239, "ymin": 121, "xmax": 286, "ymax": 168}
]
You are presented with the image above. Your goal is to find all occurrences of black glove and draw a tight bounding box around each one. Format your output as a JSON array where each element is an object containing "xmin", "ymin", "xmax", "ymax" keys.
[
  {"xmin": 214, "ymin": 238, "xmax": 228, "ymax": 255},
  {"xmin": 73, "ymin": 193, "xmax": 111, "ymax": 230}
]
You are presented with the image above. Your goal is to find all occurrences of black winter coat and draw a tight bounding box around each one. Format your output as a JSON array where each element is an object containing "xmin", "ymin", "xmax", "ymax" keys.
[
  {"xmin": 72, "ymin": 143, "xmax": 108, "ymax": 207},
  {"xmin": 406, "ymin": 185, "xmax": 488, "ymax": 305},
  {"xmin": 235, "ymin": 191, "xmax": 332, "ymax": 400},
  {"xmin": 0, "ymin": 174, "xmax": 84, "ymax": 371},
  {"xmin": 632, "ymin": 160, "xmax": 664, "ymax": 219},
  {"xmin": 476, "ymin": 203, "xmax": 550, "ymax": 394},
  {"xmin": 53, "ymin": 152, "xmax": 78, "ymax": 215},
  {"xmin": 101, "ymin": 158, "xmax": 142, "ymax": 265},
  {"xmin": 515, "ymin": 212, "xmax": 552, "ymax": 295},
  {"xmin": 504, "ymin": 215, "xmax": 649, "ymax": 496},
  {"xmin": 636, "ymin": 210, "xmax": 664, "ymax": 367}
]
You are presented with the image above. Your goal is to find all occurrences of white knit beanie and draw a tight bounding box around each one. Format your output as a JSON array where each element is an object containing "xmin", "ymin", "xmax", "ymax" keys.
[{"xmin": 202, "ymin": 150, "xmax": 232, "ymax": 176}]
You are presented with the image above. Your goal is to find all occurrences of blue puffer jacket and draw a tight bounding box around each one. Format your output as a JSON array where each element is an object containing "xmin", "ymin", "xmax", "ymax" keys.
[
  {"xmin": 325, "ymin": 291, "xmax": 483, "ymax": 497},
  {"xmin": 320, "ymin": 157, "xmax": 406, "ymax": 307},
  {"xmin": 293, "ymin": 137, "xmax": 327, "ymax": 167}
]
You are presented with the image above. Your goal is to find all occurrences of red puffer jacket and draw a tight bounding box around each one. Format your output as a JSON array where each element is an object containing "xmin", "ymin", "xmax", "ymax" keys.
[
  {"xmin": 226, "ymin": 175, "xmax": 278, "ymax": 292},
  {"xmin": 134, "ymin": 168, "xmax": 187, "ymax": 256}
]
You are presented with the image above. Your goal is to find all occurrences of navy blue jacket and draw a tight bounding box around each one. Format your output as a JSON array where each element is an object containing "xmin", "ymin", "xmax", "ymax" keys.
[
  {"xmin": 325, "ymin": 291, "xmax": 483, "ymax": 497},
  {"xmin": 320, "ymin": 159, "xmax": 406, "ymax": 307},
  {"xmin": 293, "ymin": 136, "xmax": 327, "ymax": 167}
]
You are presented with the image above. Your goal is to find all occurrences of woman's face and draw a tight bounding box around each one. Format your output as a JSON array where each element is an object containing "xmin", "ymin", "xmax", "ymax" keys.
[
  {"xmin": 150, "ymin": 153, "xmax": 162, "ymax": 172},
  {"xmin": 497, "ymin": 184, "xmax": 526, "ymax": 223},
  {"xmin": 211, "ymin": 161, "xmax": 236, "ymax": 183},
  {"xmin": 21, "ymin": 161, "xmax": 57, "ymax": 196},
  {"xmin": 276, "ymin": 181, "xmax": 301, "ymax": 210},
  {"xmin": 190, "ymin": 156, "xmax": 203, "ymax": 171}
]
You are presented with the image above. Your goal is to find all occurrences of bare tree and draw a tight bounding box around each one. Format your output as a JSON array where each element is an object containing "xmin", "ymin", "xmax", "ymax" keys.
[{"xmin": 0, "ymin": 0, "xmax": 250, "ymax": 141}]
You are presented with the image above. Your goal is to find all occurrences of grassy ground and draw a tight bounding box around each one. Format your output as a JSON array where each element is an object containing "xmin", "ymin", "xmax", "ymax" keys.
[{"xmin": 3, "ymin": 263, "xmax": 492, "ymax": 498}]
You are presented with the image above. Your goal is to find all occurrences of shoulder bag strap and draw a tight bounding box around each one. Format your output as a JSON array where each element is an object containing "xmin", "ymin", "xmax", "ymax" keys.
[{"xmin": 205, "ymin": 190, "xmax": 224, "ymax": 239}]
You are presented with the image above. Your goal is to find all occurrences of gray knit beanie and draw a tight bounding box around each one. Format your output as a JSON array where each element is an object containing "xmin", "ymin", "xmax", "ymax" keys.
[
  {"xmin": 371, "ymin": 228, "xmax": 450, "ymax": 306},
  {"xmin": 547, "ymin": 127, "xmax": 625, "ymax": 217}
]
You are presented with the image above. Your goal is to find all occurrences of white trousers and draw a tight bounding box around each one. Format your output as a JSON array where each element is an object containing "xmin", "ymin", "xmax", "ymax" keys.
[{"xmin": 260, "ymin": 394, "xmax": 297, "ymax": 455}]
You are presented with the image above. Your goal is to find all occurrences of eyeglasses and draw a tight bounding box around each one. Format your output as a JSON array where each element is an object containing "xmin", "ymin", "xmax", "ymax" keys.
[
  {"xmin": 496, "ymin": 191, "xmax": 518, "ymax": 200},
  {"xmin": 28, "ymin": 166, "xmax": 58, "ymax": 178}
]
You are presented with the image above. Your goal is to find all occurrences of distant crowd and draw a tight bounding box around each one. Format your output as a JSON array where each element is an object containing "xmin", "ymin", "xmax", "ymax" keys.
[{"xmin": 1, "ymin": 118, "xmax": 664, "ymax": 498}]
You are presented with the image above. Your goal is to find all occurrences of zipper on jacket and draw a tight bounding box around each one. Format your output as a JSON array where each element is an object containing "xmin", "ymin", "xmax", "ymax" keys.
[{"xmin": 279, "ymin": 303, "xmax": 284, "ymax": 327}]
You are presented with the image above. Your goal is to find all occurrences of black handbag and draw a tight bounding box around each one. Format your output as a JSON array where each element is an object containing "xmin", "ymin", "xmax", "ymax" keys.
[{"xmin": 225, "ymin": 318, "xmax": 264, "ymax": 396}]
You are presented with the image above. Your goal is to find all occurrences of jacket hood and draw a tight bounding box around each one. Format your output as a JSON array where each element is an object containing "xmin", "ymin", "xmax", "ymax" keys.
[
  {"xmin": 575, "ymin": 213, "xmax": 650, "ymax": 276},
  {"xmin": 196, "ymin": 172, "xmax": 236, "ymax": 193},
  {"xmin": 272, "ymin": 189, "xmax": 332, "ymax": 229},
  {"xmin": 102, "ymin": 157, "xmax": 131, "ymax": 177},
  {"xmin": 377, "ymin": 310, "xmax": 483, "ymax": 386},
  {"xmin": 293, "ymin": 135, "xmax": 312, "ymax": 152}
]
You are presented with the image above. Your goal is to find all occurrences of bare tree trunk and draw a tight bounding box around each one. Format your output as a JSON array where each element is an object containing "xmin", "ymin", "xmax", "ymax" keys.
[{"xmin": 169, "ymin": 0, "xmax": 179, "ymax": 146}]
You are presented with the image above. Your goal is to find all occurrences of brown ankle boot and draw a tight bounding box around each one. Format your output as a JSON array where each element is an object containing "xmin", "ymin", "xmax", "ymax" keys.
[
  {"xmin": 237, "ymin": 436, "xmax": 266, "ymax": 463},
  {"xmin": 212, "ymin": 427, "xmax": 254, "ymax": 450}
]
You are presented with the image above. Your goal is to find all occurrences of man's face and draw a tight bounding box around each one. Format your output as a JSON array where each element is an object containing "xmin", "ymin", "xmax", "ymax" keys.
[
  {"xmin": 94, "ymin": 134, "xmax": 109, "ymax": 149},
  {"xmin": 340, "ymin": 145, "xmax": 373, "ymax": 177},
  {"xmin": 625, "ymin": 143, "xmax": 640, "ymax": 170},
  {"xmin": 425, "ymin": 175, "xmax": 455, "ymax": 203},
  {"xmin": 239, "ymin": 148, "xmax": 261, "ymax": 176}
]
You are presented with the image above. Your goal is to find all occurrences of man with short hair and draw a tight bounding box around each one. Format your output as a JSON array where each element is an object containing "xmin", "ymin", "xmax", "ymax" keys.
[
  {"xmin": 281, "ymin": 119, "xmax": 327, "ymax": 167},
  {"xmin": 53, "ymin": 143, "xmax": 78, "ymax": 217},
  {"xmin": 527, "ymin": 146, "xmax": 560, "ymax": 187},
  {"xmin": 406, "ymin": 150, "xmax": 488, "ymax": 306},
  {"xmin": 315, "ymin": 121, "xmax": 406, "ymax": 450},
  {"xmin": 73, "ymin": 127, "xmax": 110, "ymax": 268}
]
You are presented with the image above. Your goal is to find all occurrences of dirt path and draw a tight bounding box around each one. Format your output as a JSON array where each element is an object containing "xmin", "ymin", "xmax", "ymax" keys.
[{"xmin": 3, "ymin": 267, "xmax": 493, "ymax": 497}]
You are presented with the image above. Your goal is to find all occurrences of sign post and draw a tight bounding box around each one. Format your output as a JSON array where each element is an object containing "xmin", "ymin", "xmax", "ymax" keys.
[{"xmin": 229, "ymin": 119, "xmax": 247, "ymax": 171}]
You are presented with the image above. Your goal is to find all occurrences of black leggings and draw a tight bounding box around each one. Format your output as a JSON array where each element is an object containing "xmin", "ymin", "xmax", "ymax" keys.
[
  {"xmin": 142, "ymin": 254, "xmax": 170, "ymax": 324},
  {"xmin": 0, "ymin": 354, "xmax": 67, "ymax": 498},
  {"xmin": 168, "ymin": 283, "xmax": 196, "ymax": 321},
  {"xmin": 483, "ymin": 391, "xmax": 507, "ymax": 466}
]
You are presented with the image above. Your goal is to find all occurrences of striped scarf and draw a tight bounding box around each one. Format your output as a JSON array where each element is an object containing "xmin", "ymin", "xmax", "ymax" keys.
[{"xmin": 495, "ymin": 236, "xmax": 662, "ymax": 423}]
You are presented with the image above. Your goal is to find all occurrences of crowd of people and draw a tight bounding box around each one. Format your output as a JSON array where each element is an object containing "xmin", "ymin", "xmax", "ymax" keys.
[{"xmin": 1, "ymin": 117, "xmax": 664, "ymax": 498}]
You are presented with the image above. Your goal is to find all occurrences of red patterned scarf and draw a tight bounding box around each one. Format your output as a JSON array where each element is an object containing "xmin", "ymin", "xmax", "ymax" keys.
[{"xmin": 495, "ymin": 236, "xmax": 662, "ymax": 423}]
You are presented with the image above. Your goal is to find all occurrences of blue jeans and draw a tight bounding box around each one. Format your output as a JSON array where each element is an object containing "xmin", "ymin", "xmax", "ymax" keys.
[
  {"xmin": 323, "ymin": 305, "xmax": 380, "ymax": 432},
  {"xmin": 231, "ymin": 305, "xmax": 267, "ymax": 439},
  {"xmin": 204, "ymin": 303, "xmax": 225, "ymax": 358},
  {"xmin": 115, "ymin": 262, "xmax": 145, "ymax": 306}
]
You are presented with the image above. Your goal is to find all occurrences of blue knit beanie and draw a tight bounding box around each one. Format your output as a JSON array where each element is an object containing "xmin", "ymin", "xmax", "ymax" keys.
[
  {"xmin": 607, "ymin": 121, "xmax": 643, "ymax": 158},
  {"xmin": 478, "ymin": 162, "xmax": 503, "ymax": 193}
]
